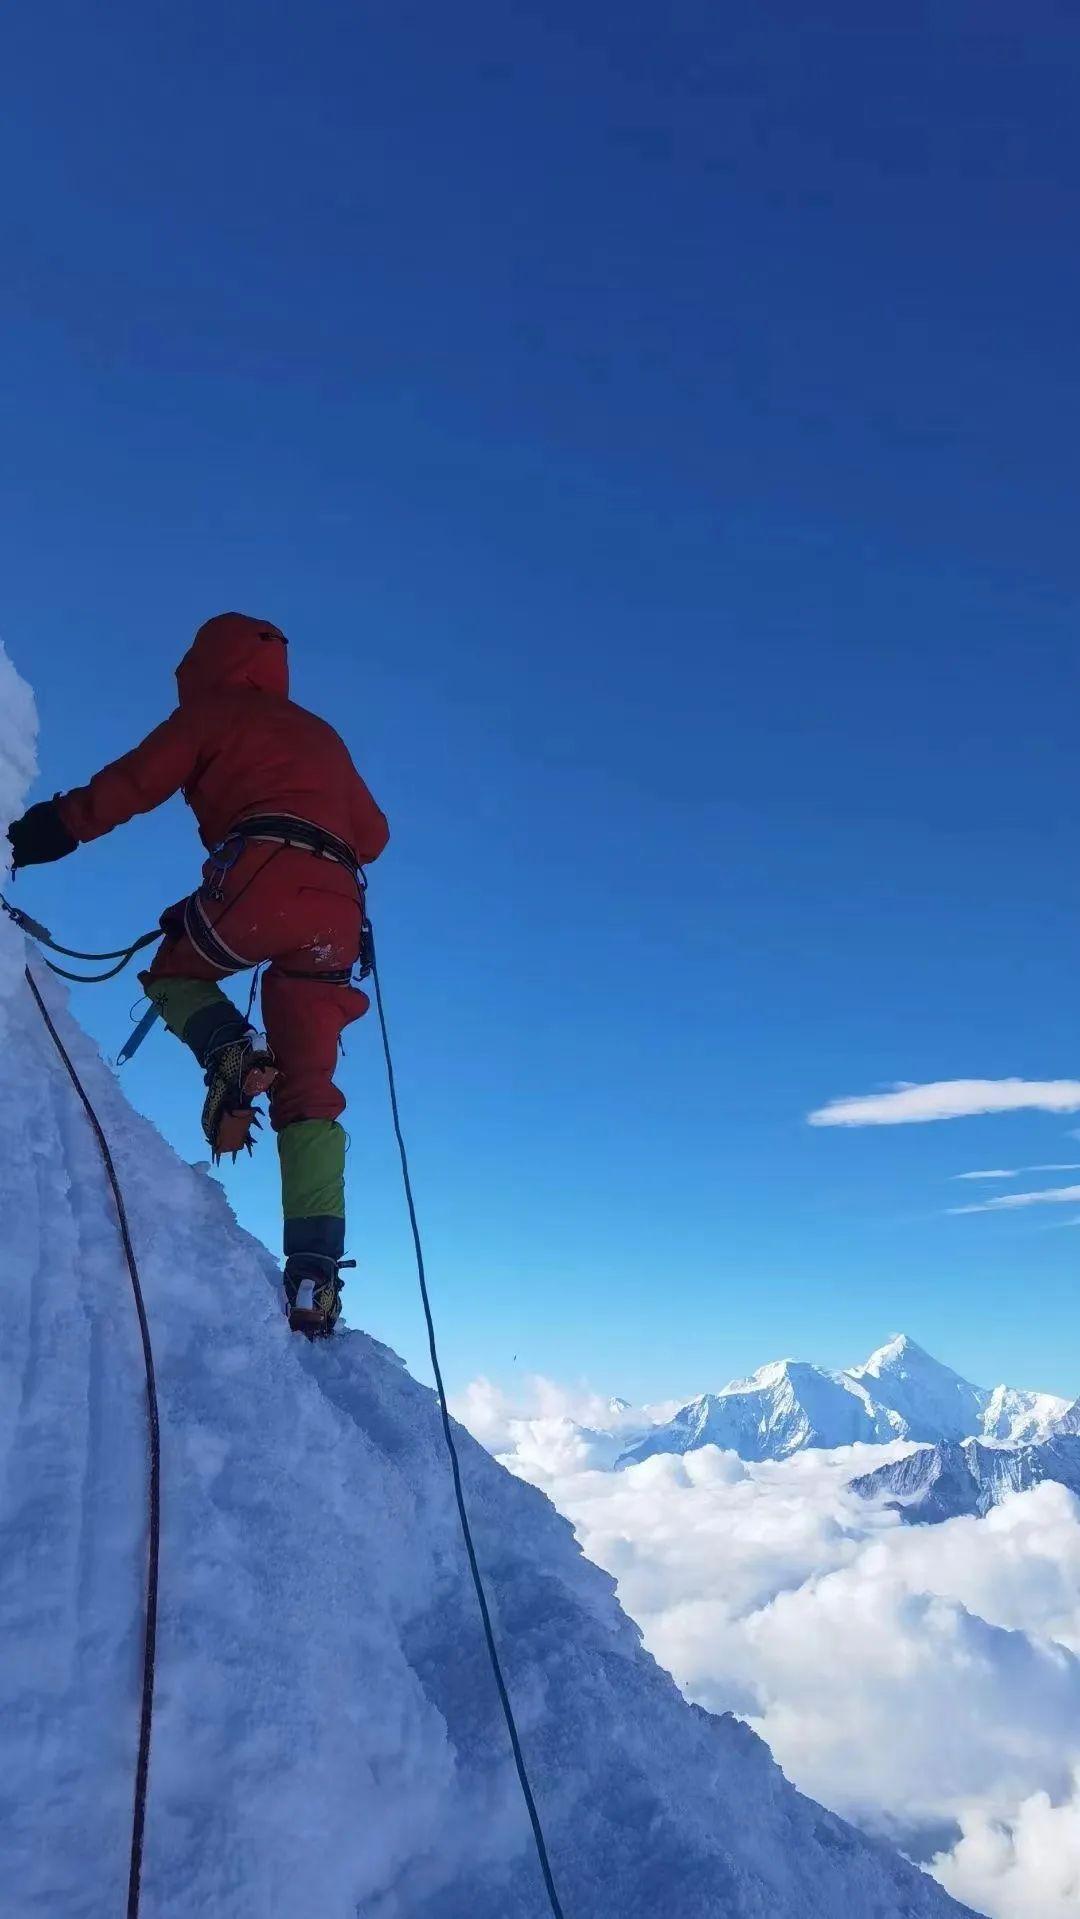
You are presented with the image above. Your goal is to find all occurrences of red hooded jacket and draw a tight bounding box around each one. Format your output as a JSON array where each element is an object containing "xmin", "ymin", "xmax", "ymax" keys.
[{"xmin": 56, "ymin": 614, "xmax": 389, "ymax": 864}]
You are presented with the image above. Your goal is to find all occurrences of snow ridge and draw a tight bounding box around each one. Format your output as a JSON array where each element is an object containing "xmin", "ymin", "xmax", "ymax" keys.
[{"xmin": 851, "ymin": 1433, "xmax": 1080, "ymax": 1523}]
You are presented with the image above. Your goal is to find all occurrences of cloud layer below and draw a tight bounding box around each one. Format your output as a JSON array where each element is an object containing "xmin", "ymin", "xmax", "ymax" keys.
[
  {"xmin": 932, "ymin": 1777, "xmax": 1080, "ymax": 1918},
  {"xmin": 458, "ymin": 1378, "xmax": 1080, "ymax": 1919},
  {"xmin": 808, "ymin": 1079, "xmax": 1080, "ymax": 1127}
]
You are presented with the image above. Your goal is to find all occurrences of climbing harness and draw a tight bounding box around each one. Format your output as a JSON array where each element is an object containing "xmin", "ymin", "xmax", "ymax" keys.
[
  {"xmin": 218, "ymin": 812, "xmax": 359, "ymax": 871},
  {"xmin": 21, "ymin": 967, "xmax": 160, "ymax": 1919},
  {"xmin": 178, "ymin": 812, "xmax": 356, "ymax": 976},
  {"xmin": 6, "ymin": 895, "xmax": 568, "ymax": 1918},
  {"xmin": 368, "ymin": 926, "xmax": 568, "ymax": 1919}
]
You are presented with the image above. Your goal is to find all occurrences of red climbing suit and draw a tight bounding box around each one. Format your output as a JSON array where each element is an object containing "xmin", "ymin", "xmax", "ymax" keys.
[{"xmin": 55, "ymin": 613, "xmax": 390, "ymax": 1129}]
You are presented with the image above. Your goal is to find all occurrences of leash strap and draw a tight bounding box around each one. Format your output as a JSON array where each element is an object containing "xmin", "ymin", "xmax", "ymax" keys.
[{"xmin": 1, "ymin": 896, "xmax": 159, "ymax": 982}]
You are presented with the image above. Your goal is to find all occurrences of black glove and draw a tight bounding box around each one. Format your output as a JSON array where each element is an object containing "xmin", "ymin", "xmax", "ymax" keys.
[{"xmin": 7, "ymin": 800, "xmax": 78, "ymax": 871}]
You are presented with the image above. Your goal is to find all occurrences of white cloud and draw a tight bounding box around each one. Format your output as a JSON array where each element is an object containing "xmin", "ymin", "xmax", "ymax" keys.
[
  {"xmin": 459, "ymin": 1382, "xmax": 1080, "ymax": 1919},
  {"xmin": 953, "ymin": 1169, "xmax": 1026, "ymax": 1181},
  {"xmin": 950, "ymin": 1184, "xmax": 1080, "ymax": 1216},
  {"xmin": 808, "ymin": 1080, "xmax": 1080, "ymax": 1127},
  {"xmin": 449, "ymin": 1375, "xmax": 664, "ymax": 1473},
  {"xmin": 933, "ymin": 1776, "xmax": 1080, "ymax": 1918},
  {"xmin": 953, "ymin": 1166, "xmax": 1080, "ymax": 1182},
  {"xmin": 737, "ymin": 1493, "xmax": 1080, "ymax": 1832}
]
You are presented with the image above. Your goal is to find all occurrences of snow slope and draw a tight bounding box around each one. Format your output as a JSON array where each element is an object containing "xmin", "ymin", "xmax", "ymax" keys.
[
  {"xmin": 0, "ymin": 643, "xmax": 977, "ymax": 1918},
  {"xmin": 616, "ymin": 1335, "xmax": 1067, "ymax": 1468}
]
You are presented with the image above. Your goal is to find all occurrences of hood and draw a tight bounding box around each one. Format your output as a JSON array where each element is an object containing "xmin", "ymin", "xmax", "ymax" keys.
[{"xmin": 176, "ymin": 612, "xmax": 289, "ymax": 705}]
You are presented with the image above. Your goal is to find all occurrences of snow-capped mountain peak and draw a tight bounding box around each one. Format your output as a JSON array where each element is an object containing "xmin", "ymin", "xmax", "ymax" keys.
[
  {"xmin": 1045, "ymin": 1390, "xmax": 1080, "ymax": 1436},
  {"xmin": 982, "ymin": 1382, "xmax": 1072, "ymax": 1444},
  {"xmin": 852, "ymin": 1331, "xmax": 932, "ymax": 1378},
  {"xmin": 847, "ymin": 1333, "xmax": 987, "ymax": 1441},
  {"xmin": 728, "ymin": 1356, "xmax": 796, "ymax": 1391},
  {"xmin": 615, "ymin": 1332, "xmax": 1070, "ymax": 1469}
]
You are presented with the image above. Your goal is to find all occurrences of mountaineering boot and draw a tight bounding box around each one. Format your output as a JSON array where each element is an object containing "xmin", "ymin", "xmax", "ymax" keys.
[
  {"xmin": 142, "ymin": 982, "xmax": 277, "ymax": 1161},
  {"xmin": 201, "ymin": 1031, "xmax": 278, "ymax": 1161},
  {"xmin": 284, "ymin": 1254, "xmax": 349, "ymax": 1338}
]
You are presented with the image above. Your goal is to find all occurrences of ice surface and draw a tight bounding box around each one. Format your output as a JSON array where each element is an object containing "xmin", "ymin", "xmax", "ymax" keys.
[{"xmin": 0, "ymin": 643, "xmax": 976, "ymax": 1917}]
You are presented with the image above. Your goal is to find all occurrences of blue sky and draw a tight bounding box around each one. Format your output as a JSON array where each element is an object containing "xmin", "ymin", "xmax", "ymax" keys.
[{"xmin": 4, "ymin": 3, "xmax": 1080, "ymax": 1400}]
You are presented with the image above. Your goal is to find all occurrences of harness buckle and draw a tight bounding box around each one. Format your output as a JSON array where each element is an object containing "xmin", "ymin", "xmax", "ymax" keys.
[{"xmin": 203, "ymin": 833, "xmax": 246, "ymax": 903}]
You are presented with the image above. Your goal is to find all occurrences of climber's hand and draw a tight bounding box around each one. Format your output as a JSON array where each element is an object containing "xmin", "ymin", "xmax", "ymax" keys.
[{"xmin": 7, "ymin": 800, "xmax": 78, "ymax": 871}]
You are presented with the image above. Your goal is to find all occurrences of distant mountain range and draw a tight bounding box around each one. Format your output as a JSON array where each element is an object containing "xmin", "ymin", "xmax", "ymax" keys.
[
  {"xmin": 614, "ymin": 1334, "xmax": 1071, "ymax": 1469},
  {"xmin": 850, "ymin": 1433, "xmax": 1080, "ymax": 1523}
]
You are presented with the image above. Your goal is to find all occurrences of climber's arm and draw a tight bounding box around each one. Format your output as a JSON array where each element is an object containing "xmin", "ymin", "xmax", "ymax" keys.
[{"xmin": 7, "ymin": 709, "xmax": 202, "ymax": 869}]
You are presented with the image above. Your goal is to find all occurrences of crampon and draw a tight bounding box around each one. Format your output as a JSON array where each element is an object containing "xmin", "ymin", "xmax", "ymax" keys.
[{"xmin": 201, "ymin": 1035, "xmax": 278, "ymax": 1162}]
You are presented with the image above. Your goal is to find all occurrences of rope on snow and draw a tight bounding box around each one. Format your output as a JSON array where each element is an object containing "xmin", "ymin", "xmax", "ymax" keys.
[
  {"xmin": 368, "ymin": 927, "xmax": 568, "ymax": 1919},
  {"xmin": 23, "ymin": 966, "xmax": 160, "ymax": 1919}
]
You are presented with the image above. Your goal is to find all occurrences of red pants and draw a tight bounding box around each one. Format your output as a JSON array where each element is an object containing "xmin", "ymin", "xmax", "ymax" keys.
[{"xmin": 147, "ymin": 842, "xmax": 369, "ymax": 1130}]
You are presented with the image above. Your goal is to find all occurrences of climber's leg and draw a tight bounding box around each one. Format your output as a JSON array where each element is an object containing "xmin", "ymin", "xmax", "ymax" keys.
[{"xmin": 262, "ymin": 965, "xmax": 368, "ymax": 1334}]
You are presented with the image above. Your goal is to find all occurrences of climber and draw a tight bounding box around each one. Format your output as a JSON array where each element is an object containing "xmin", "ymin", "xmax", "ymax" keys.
[{"xmin": 5, "ymin": 612, "xmax": 389, "ymax": 1337}]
